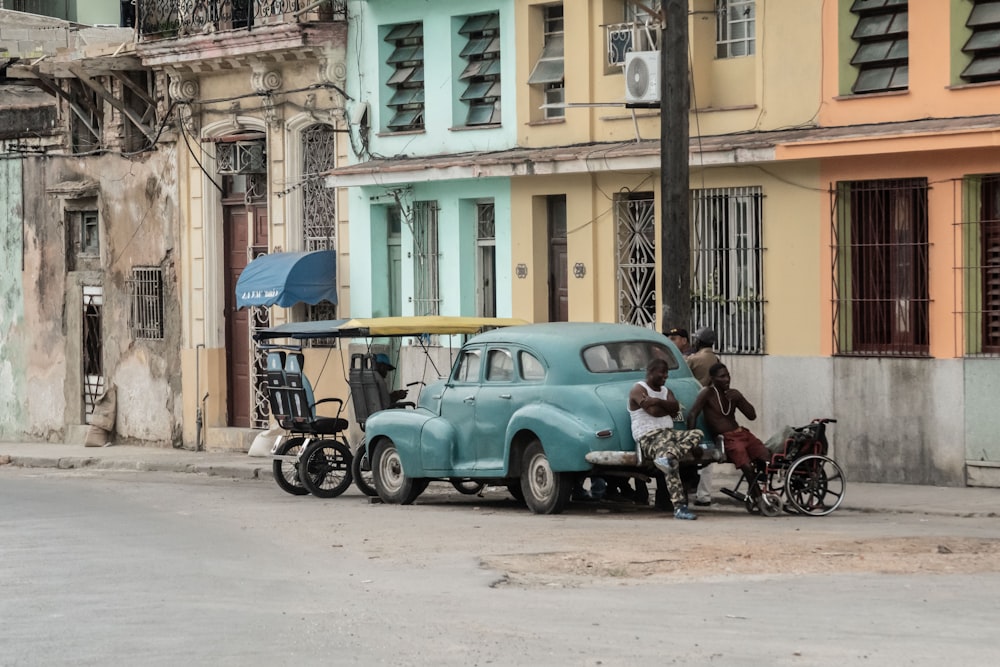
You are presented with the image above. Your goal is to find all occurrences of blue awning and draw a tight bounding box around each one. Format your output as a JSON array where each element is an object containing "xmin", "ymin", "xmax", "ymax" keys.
[{"xmin": 235, "ymin": 250, "xmax": 337, "ymax": 309}]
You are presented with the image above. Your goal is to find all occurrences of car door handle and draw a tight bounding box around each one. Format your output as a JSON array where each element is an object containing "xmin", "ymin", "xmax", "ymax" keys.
[
  {"xmin": 499, "ymin": 394, "xmax": 511, "ymax": 399},
  {"xmin": 464, "ymin": 396, "xmax": 476, "ymax": 403}
]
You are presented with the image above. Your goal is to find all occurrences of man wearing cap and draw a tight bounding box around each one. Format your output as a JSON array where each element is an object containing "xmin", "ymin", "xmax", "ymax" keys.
[
  {"xmin": 666, "ymin": 327, "xmax": 693, "ymax": 356},
  {"xmin": 687, "ymin": 327, "xmax": 721, "ymax": 387},
  {"xmin": 374, "ymin": 353, "xmax": 409, "ymax": 403},
  {"xmin": 685, "ymin": 327, "xmax": 722, "ymax": 507}
]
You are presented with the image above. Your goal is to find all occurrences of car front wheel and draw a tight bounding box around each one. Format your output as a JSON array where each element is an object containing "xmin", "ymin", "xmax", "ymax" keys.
[
  {"xmin": 520, "ymin": 440, "xmax": 571, "ymax": 515},
  {"xmin": 372, "ymin": 439, "xmax": 428, "ymax": 505}
]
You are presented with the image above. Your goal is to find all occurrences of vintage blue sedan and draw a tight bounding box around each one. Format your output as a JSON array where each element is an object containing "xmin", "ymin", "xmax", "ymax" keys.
[{"xmin": 365, "ymin": 322, "xmax": 709, "ymax": 514}]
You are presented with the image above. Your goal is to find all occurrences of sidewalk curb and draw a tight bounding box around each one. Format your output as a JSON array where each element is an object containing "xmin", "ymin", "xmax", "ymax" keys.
[{"xmin": 2, "ymin": 454, "xmax": 269, "ymax": 482}]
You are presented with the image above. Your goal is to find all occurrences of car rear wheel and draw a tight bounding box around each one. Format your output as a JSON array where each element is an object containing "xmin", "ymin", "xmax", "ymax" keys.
[
  {"xmin": 372, "ymin": 439, "xmax": 428, "ymax": 505},
  {"xmin": 520, "ymin": 440, "xmax": 571, "ymax": 515}
]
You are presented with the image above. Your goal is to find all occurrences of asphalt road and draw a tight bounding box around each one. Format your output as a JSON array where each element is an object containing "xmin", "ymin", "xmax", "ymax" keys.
[{"xmin": 2, "ymin": 467, "xmax": 998, "ymax": 667}]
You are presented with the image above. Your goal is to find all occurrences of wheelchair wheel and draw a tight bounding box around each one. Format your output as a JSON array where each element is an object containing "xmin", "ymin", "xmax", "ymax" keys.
[
  {"xmin": 351, "ymin": 443, "xmax": 378, "ymax": 497},
  {"xmin": 299, "ymin": 439, "xmax": 354, "ymax": 499},
  {"xmin": 758, "ymin": 492, "xmax": 783, "ymax": 517},
  {"xmin": 784, "ymin": 455, "xmax": 845, "ymax": 516},
  {"xmin": 272, "ymin": 437, "xmax": 309, "ymax": 496}
]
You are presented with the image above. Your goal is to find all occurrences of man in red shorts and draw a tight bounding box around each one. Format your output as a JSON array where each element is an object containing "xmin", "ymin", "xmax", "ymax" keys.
[{"xmin": 686, "ymin": 362, "xmax": 770, "ymax": 501}]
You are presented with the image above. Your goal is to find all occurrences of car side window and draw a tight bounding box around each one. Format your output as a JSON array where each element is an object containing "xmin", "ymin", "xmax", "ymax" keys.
[
  {"xmin": 519, "ymin": 351, "xmax": 545, "ymax": 381},
  {"xmin": 486, "ymin": 349, "xmax": 514, "ymax": 382},
  {"xmin": 454, "ymin": 349, "xmax": 482, "ymax": 383}
]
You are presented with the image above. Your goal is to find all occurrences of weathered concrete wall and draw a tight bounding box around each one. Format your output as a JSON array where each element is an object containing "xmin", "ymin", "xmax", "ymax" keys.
[
  {"xmin": 726, "ymin": 355, "xmax": 968, "ymax": 487},
  {"xmin": 964, "ymin": 359, "xmax": 1000, "ymax": 464},
  {"xmin": 20, "ymin": 155, "xmax": 69, "ymax": 440}
]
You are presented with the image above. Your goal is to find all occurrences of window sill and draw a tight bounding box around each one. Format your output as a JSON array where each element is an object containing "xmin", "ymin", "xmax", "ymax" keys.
[
  {"xmin": 692, "ymin": 103, "xmax": 756, "ymax": 114},
  {"xmin": 946, "ymin": 80, "xmax": 1000, "ymax": 91},
  {"xmin": 526, "ymin": 118, "xmax": 566, "ymax": 127},
  {"xmin": 449, "ymin": 124, "xmax": 502, "ymax": 132},
  {"xmin": 375, "ymin": 129, "xmax": 426, "ymax": 138},
  {"xmin": 833, "ymin": 90, "xmax": 909, "ymax": 101}
]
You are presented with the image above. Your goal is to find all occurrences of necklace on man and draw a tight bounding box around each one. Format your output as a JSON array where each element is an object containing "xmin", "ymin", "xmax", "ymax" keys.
[{"xmin": 713, "ymin": 385, "xmax": 733, "ymax": 416}]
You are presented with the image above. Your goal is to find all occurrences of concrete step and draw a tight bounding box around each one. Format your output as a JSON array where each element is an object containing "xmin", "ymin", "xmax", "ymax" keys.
[{"xmin": 204, "ymin": 427, "xmax": 258, "ymax": 453}]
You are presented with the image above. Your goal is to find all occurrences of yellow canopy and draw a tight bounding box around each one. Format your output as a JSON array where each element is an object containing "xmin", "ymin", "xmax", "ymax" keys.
[{"xmin": 255, "ymin": 315, "xmax": 528, "ymax": 341}]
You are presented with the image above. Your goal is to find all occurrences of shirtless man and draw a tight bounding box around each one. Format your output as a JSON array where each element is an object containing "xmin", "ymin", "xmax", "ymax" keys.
[
  {"xmin": 628, "ymin": 358, "xmax": 705, "ymax": 520},
  {"xmin": 686, "ymin": 362, "xmax": 770, "ymax": 499}
]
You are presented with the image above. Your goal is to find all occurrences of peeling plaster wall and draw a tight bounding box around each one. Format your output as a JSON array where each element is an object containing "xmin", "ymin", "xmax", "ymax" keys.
[
  {"xmin": 9, "ymin": 145, "xmax": 183, "ymax": 446},
  {"xmin": 20, "ymin": 156, "xmax": 68, "ymax": 440}
]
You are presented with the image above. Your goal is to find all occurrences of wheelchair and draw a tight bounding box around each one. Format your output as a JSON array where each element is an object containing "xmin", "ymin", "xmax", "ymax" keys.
[{"xmin": 719, "ymin": 418, "xmax": 846, "ymax": 517}]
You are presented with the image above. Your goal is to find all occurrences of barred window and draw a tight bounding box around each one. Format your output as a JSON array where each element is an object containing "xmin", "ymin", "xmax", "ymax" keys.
[
  {"xmin": 412, "ymin": 201, "xmax": 440, "ymax": 317},
  {"xmin": 477, "ymin": 202, "xmax": 497, "ymax": 318},
  {"xmin": 82, "ymin": 286, "xmax": 104, "ymax": 417},
  {"xmin": 716, "ymin": 0, "xmax": 756, "ymax": 59},
  {"xmin": 849, "ymin": 0, "xmax": 908, "ymax": 94},
  {"xmin": 385, "ymin": 21, "xmax": 425, "ymax": 132},
  {"xmin": 832, "ymin": 178, "xmax": 929, "ymax": 356},
  {"xmin": 691, "ymin": 186, "xmax": 764, "ymax": 354},
  {"xmin": 615, "ymin": 191, "xmax": 657, "ymax": 328},
  {"xmin": 960, "ymin": 0, "xmax": 1000, "ymax": 84},
  {"xmin": 128, "ymin": 267, "xmax": 164, "ymax": 340},
  {"xmin": 959, "ymin": 174, "xmax": 1000, "ymax": 355},
  {"xmin": 459, "ymin": 13, "xmax": 501, "ymax": 126}
]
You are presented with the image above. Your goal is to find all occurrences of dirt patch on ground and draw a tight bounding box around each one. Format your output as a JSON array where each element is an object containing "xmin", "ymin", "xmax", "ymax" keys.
[{"xmin": 482, "ymin": 536, "xmax": 1000, "ymax": 587}]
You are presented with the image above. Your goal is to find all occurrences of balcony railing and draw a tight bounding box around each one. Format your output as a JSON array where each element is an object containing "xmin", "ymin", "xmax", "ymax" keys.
[
  {"xmin": 606, "ymin": 21, "xmax": 661, "ymax": 67},
  {"xmin": 137, "ymin": 0, "xmax": 346, "ymax": 40}
]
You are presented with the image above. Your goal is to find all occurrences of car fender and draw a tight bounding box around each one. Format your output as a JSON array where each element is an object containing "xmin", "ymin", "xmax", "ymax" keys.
[
  {"xmin": 365, "ymin": 407, "xmax": 437, "ymax": 477},
  {"xmin": 506, "ymin": 402, "xmax": 619, "ymax": 472}
]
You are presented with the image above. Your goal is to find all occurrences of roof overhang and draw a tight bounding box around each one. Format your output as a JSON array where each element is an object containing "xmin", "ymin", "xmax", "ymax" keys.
[{"xmin": 325, "ymin": 115, "xmax": 1000, "ymax": 188}]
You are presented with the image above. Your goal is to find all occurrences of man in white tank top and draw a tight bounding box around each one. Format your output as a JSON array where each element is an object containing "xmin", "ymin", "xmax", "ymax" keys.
[{"xmin": 628, "ymin": 357, "xmax": 705, "ymax": 520}]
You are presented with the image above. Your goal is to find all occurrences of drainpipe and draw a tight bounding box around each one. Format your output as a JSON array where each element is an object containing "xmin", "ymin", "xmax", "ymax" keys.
[{"xmin": 195, "ymin": 344, "xmax": 205, "ymax": 452}]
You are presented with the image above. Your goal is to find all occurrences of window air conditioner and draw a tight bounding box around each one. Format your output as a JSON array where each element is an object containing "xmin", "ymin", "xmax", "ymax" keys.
[{"xmin": 624, "ymin": 51, "xmax": 660, "ymax": 106}]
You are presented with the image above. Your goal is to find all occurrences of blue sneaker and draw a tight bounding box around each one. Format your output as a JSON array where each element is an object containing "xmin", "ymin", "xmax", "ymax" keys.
[{"xmin": 674, "ymin": 504, "xmax": 697, "ymax": 520}]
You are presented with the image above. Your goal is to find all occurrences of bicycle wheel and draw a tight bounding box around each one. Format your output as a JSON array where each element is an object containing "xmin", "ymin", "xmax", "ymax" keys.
[
  {"xmin": 271, "ymin": 437, "xmax": 309, "ymax": 496},
  {"xmin": 785, "ymin": 455, "xmax": 846, "ymax": 516},
  {"xmin": 299, "ymin": 439, "xmax": 354, "ymax": 499}
]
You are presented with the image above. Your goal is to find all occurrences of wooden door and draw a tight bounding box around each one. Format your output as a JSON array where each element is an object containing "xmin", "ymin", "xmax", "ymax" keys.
[{"xmin": 223, "ymin": 198, "xmax": 268, "ymax": 427}]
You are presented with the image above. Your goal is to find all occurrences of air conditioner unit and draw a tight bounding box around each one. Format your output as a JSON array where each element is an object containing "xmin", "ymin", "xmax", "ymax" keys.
[{"xmin": 624, "ymin": 51, "xmax": 660, "ymax": 106}]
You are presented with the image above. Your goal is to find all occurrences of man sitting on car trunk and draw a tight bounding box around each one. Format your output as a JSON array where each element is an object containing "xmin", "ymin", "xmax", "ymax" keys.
[{"xmin": 628, "ymin": 358, "xmax": 705, "ymax": 520}]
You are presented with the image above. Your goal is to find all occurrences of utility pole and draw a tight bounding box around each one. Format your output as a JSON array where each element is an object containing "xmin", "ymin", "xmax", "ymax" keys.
[{"xmin": 660, "ymin": 0, "xmax": 690, "ymax": 333}]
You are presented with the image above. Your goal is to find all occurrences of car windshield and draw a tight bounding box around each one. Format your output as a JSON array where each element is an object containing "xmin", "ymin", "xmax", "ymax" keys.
[{"xmin": 581, "ymin": 341, "xmax": 677, "ymax": 373}]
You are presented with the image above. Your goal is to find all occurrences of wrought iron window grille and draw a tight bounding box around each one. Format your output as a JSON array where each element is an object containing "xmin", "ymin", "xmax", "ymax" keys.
[
  {"xmin": 412, "ymin": 201, "xmax": 440, "ymax": 317},
  {"xmin": 832, "ymin": 178, "xmax": 929, "ymax": 357},
  {"xmin": 691, "ymin": 186, "xmax": 765, "ymax": 354},
  {"xmin": 615, "ymin": 192, "xmax": 657, "ymax": 329},
  {"xmin": 128, "ymin": 267, "xmax": 165, "ymax": 340}
]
